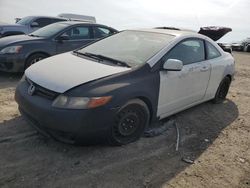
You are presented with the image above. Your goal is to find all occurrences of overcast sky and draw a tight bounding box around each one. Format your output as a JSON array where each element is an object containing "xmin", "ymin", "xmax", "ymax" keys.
[{"xmin": 0, "ymin": 0, "xmax": 249, "ymax": 42}]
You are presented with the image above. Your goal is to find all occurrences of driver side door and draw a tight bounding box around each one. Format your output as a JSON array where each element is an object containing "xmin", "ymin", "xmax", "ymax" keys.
[{"xmin": 157, "ymin": 38, "xmax": 211, "ymax": 119}]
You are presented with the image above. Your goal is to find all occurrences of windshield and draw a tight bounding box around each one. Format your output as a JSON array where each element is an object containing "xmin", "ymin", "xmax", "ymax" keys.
[
  {"xmin": 16, "ymin": 16, "xmax": 34, "ymax": 25},
  {"xmin": 78, "ymin": 30, "xmax": 174, "ymax": 66},
  {"xmin": 30, "ymin": 23, "xmax": 68, "ymax": 38}
]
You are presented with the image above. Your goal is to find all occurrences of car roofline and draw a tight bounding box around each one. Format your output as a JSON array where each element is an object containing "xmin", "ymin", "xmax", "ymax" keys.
[{"xmin": 123, "ymin": 28, "xmax": 197, "ymax": 38}]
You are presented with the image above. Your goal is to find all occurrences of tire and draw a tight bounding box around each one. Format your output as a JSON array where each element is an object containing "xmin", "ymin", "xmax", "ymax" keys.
[
  {"xmin": 109, "ymin": 99, "xmax": 150, "ymax": 145},
  {"xmin": 24, "ymin": 53, "xmax": 48, "ymax": 70},
  {"xmin": 212, "ymin": 77, "xmax": 231, "ymax": 104}
]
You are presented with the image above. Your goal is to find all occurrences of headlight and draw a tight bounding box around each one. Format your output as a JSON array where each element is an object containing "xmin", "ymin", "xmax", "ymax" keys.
[
  {"xmin": 52, "ymin": 95, "xmax": 112, "ymax": 109},
  {"xmin": 0, "ymin": 45, "xmax": 23, "ymax": 54}
]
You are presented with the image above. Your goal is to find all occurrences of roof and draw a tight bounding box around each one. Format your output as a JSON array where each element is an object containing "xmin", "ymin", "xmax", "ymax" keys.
[
  {"xmin": 23, "ymin": 15, "xmax": 67, "ymax": 20},
  {"xmin": 58, "ymin": 13, "xmax": 96, "ymax": 23},
  {"xmin": 54, "ymin": 21, "xmax": 102, "ymax": 26},
  {"xmin": 130, "ymin": 28, "xmax": 197, "ymax": 37}
]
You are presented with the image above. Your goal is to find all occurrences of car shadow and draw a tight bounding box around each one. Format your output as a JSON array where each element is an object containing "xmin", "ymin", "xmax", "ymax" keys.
[
  {"xmin": 0, "ymin": 71, "xmax": 22, "ymax": 89},
  {"xmin": 0, "ymin": 99, "xmax": 238, "ymax": 188}
]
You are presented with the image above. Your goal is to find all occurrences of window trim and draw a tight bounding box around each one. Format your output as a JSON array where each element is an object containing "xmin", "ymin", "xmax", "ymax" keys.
[
  {"xmin": 160, "ymin": 37, "xmax": 206, "ymax": 67},
  {"xmin": 205, "ymin": 40, "xmax": 222, "ymax": 60},
  {"xmin": 53, "ymin": 25, "xmax": 94, "ymax": 41},
  {"xmin": 93, "ymin": 26, "xmax": 113, "ymax": 39},
  {"xmin": 32, "ymin": 18, "xmax": 52, "ymax": 28}
]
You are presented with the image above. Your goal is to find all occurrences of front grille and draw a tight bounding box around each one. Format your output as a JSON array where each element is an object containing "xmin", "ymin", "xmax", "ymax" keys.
[{"xmin": 25, "ymin": 77, "xmax": 59, "ymax": 100}]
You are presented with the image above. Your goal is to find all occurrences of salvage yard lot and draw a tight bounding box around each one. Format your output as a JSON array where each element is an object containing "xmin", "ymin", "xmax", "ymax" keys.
[{"xmin": 0, "ymin": 52, "xmax": 249, "ymax": 188}]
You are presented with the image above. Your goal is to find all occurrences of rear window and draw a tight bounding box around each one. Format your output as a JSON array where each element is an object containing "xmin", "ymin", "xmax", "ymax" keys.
[{"xmin": 206, "ymin": 41, "xmax": 221, "ymax": 59}]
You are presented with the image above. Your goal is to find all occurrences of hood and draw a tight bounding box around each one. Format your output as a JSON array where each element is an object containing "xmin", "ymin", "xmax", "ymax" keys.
[
  {"xmin": 198, "ymin": 26, "xmax": 232, "ymax": 41},
  {"xmin": 0, "ymin": 35, "xmax": 40, "ymax": 49},
  {"xmin": 25, "ymin": 53, "xmax": 131, "ymax": 93},
  {"xmin": 0, "ymin": 23, "xmax": 25, "ymax": 28}
]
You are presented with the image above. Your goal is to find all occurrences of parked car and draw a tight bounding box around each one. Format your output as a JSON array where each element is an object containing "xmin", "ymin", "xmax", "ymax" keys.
[
  {"xmin": 0, "ymin": 16, "xmax": 67, "ymax": 38},
  {"xmin": 0, "ymin": 21, "xmax": 117, "ymax": 72},
  {"xmin": 15, "ymin": 28, "xmax": 235, "ymax": 145},
  {"xmin": 231, "ymin": 42, "xmax": 244, "ymax": 51},
  {"xmin": 241, "ymin": 38, "xmax": 250, "ymax": 52},
  {"xmin": 217, "ymin": 43, "xmax": 232, "ymax": 53}
]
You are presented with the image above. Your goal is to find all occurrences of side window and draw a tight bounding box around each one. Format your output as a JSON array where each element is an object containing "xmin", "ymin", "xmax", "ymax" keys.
[
  {"xmin": 93, "ymin": 27, "xmax": 113, "ymax": 38},
  {"xmin": 206, "ymin": 41, "xmax": 221, "ymax": 59},
  {"xmin": 165, "ymin": 39, "xmax": 205, "ymax": 65},
  {"xmin": 32, "ymin": 18, "xmax": 51, "ymax": 27},
  {"xmin": 50, "ymin": 18, "xmax": 65, "ymax": 24},
  {"xmin": 61, "ymin": 26, "xmax": 91, "ymax": 40}
]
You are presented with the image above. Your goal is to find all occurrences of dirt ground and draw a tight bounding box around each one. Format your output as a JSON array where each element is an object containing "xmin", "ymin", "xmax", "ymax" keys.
[{"xmin": 0, "ymin": 52, "xmax": 249, "ymax": 188}]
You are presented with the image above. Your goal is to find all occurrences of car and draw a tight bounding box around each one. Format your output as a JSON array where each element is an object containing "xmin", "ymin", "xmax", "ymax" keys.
[
  {"xmin": 0, "ymin": 21, "xmax": 118, "ymax": 72},
  {"xmin": 217, "ymin": 43, "xmax": 232, "ymax": 53},
  {"xmin": 15, "ymin": 28, "xmax": 235, "ymax": 145},
  {"xmin": 231, "ymin": 42, "xmax": 244, "ymax": 51},
  {"xmin": 241, "ymin": 38, "xmax": 250, "ymax": 52},
  {"xmin": 0, "ymin": 16, "xmax": 67, "ymax": 38}
]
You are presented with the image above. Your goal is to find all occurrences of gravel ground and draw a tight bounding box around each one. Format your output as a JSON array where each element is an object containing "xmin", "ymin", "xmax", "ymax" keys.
[{"xmin": 0, "ymin": 52, "xmax": 249, "ymax": 188}]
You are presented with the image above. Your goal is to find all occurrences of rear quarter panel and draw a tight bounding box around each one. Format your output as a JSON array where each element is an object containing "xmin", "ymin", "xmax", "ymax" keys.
[{"xmin": 204, "ymin": 52, "xmax": 235, "ymax": 100}]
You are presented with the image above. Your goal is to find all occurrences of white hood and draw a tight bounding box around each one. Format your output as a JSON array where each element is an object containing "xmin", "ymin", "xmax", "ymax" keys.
[{"xmin": 25, "ymin": 52, "xmax": 130, "ymax": 93}]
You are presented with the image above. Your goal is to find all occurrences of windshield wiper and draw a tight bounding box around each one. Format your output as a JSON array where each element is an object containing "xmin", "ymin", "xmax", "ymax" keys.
[
  {"xmin": 92, "ymin": 54, "xmax": 131, "ymax": 68},
  {"xmin": 73, "ymin": 51, "xmax": 103, "ymax": 61},
  {"xmin": 73, "ymin": 51, "xmax": 130, "ymax": 67}
]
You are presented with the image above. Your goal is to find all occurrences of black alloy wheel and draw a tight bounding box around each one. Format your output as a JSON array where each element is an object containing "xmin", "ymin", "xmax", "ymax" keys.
[{"xmin": 109, "ymin": 99, "xmax": 150, "ymax": 145}]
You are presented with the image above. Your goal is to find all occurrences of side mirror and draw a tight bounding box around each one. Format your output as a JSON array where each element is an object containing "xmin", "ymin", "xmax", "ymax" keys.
[
  {"xmin": 56, "ymin": 35, "xmax": 70, "ymax": 42},
  {"xmin": 163, "ymin": 59, "xmax": 183, "ymax": 71},
  {"xmin": 30, "ymin": 22, "xmax": 39, "ymax": 27}
]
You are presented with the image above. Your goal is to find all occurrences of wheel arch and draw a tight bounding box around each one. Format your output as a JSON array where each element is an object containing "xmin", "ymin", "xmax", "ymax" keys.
[
  {"xmin": 24, "ymin": 51, "xmax": 51, "ymax": 71},
  {"xmin": 26, "ymin": 51, "xmax": 51, "ymax": 60},
  {"xmin": 129, "ymin": 96, "xmax": 154, "ymax": 124},
  {"xmin": 225, "ymin": 74, "xmax": 232, "ymax": 81}
]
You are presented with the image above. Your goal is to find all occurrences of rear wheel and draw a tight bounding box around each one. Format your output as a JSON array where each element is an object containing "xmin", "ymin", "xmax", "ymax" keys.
[
  {"xmin": 25, "ymin": 53, "xmax": 48, "ymax": 70},
  {"xmin": 212, "ymin": 77, "xmax": 231, "ymax": 104},
  {"xmin": 109, "ymin": 99, "xmax": 150, "ymax": 145}
]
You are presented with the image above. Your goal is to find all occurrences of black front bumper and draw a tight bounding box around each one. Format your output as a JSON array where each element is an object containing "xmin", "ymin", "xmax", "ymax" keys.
[
  {"xmin": 15, "ymin": 80, "xmax": 117, "ymax": 144},
  {"xmin": 0, "ymin": 53, "xmax": 26, "ymax": 72}
]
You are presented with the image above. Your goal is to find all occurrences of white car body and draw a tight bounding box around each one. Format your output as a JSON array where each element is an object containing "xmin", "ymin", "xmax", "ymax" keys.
[{"xmin": 16, "ymin": 28, "xmax": 235, "ymax": 145}]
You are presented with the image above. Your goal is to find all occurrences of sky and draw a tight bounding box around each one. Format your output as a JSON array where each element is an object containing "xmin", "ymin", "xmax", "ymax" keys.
[{"xmin": 0, "ymin": 0, "xmax": 249, "ymax": 42}]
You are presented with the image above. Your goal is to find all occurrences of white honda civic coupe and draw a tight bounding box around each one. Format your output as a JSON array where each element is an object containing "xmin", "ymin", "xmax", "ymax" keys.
[{"xmin": 15, "ymin": 28, "xmax": 235, "ymax": 145}]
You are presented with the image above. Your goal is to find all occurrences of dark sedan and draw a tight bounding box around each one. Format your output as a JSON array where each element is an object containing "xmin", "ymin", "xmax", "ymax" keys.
[{"xmin": 0, "ymin": 21, "xmax": 117, "ymax": 72}]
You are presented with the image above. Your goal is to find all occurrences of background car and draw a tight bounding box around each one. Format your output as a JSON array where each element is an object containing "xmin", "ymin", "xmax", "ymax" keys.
[
  {"xmin": 241, "ymin": 38, "xmax": 250, "ymax": 52},
  {"xmin": 217, "ymin": 43, "xmax": 232, "ymax": 53},
  {"xmin": 231, "ymin": 42, "xmax": 244, "ymax": 51},
  {"xmin": 0, "ymin": 13, "xmax": 97, "ymax": 38},
  {"xmin": 0, "ymin": 21, "xmax": 118, "ymax": 72},
  {"xmin": 15, "ymin": 28, "xmax": 235, "ymax": 145},
  {"xmin": 0, "ymin": 16, "xmax": 67, "ymax": 38}
]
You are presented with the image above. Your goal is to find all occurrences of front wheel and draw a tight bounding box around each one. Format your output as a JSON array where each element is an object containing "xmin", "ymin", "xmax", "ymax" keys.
[
  {"xmin": 212, "ymin": 77, "xmax": 231, "ymax": 104},
  {"xmin": 109, "ymin": 99, "xmax": 150, "ymax": 145},
  {"xmin": 24, "ymin": 53, "xmax": 48, "ymax": 70}
]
